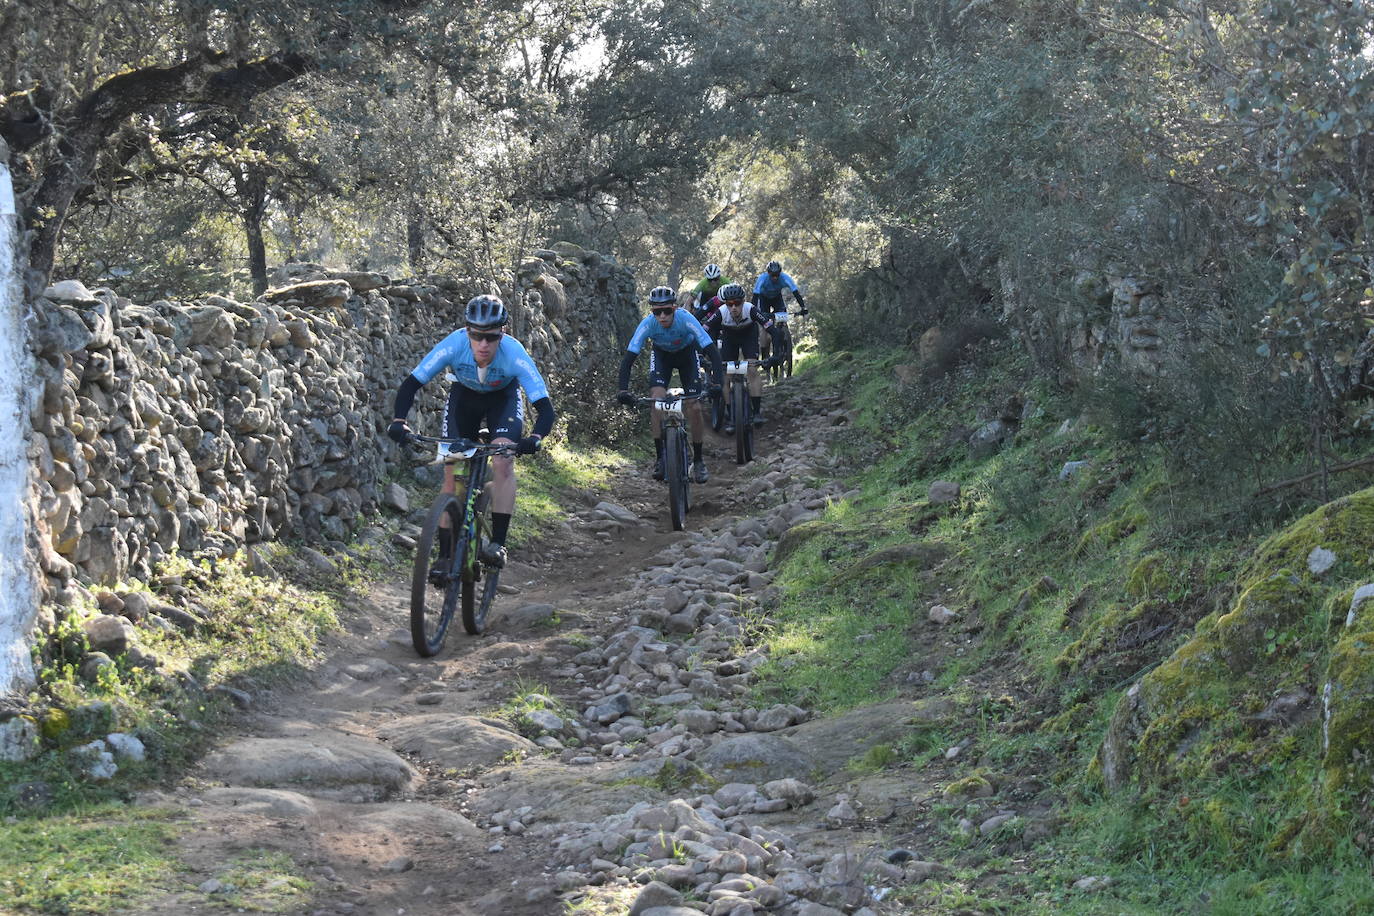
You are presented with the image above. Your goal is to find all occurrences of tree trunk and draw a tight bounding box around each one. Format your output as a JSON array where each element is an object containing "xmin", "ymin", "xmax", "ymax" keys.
[
  {"xmin": 407, "ymin": 201, "xmax": 425, "ymax": 272},
  {"xmin": 245, "ymin": 189, "xmax": 269, "ymax": 297},
  {"xmin": 667, "ymin": 251, "xmax": 686, "ymax": 291},
  {"xmin": 17, "ymin": 51, "xmax": 310, "ymax": 287}
]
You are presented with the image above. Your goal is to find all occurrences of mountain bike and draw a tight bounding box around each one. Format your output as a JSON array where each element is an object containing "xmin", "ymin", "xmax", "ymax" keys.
[
  {"xmin": 633, "ymin": 391, "xmax": 708, "ymax": 531},
  {"xmin": 722, "ymin": 359, "xmax": 755, "ymax": 465},
  {"xmin": 406, "ymin": 435, "xmax": 518, "ymax": 655},
  {"xmin": 768, "ymin": 311, "xmax": 796, "ymax": 382}
]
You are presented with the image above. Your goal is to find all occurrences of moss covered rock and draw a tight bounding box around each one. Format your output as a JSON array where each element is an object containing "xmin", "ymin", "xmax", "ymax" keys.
[
  {"xmin": 1097, "ymin": 486, "xmax": 1374, "ymax": 846},
  {"xmin": 774, "ymin": 519, "xmax": 833, "ymax": 565}
]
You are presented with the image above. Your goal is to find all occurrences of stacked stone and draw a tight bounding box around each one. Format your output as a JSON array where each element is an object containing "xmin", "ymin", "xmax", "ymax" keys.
[{"xmin": 24, "ymin": 247, "xmax": 638, "ymax": 605}]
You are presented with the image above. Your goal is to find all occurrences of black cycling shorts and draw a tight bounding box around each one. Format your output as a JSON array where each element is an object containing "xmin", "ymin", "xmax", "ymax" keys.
[
  {"xmin": 443, "ymin": 382, "xmax": 524, "ymax": 441},
  {"xmin": 647, "ymin": 346, "xmax": 704, "ymax": 395},
  {"xmin": 719, "ymin": 326, "xmax": 760, "ymax": 361}
]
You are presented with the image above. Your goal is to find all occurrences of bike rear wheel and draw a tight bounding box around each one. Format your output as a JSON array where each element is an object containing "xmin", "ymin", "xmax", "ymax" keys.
[
  {"xmin": 775, "ymin": 327, "xmax": 793, "ymax": 382},
  {"xmin": 411, "ymin": 494, "xmax": 464, "ymax": 656},
  {"xmin": 665, "ymin": 425, "xmax": 687, "ymax": 531},
  {"xmin": 732, "ymin": 383, "xmax": 752, "ymax": 464}
]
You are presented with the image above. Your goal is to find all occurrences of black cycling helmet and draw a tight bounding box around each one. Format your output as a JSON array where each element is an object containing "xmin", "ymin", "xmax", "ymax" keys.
[
  {"xmin": 765, "ymin": 260, "xmax": 782, "ymax": 275},
  {"xmin": 720, "ymin": 283, "xmax": 746, "ymax": 302},
  {"xmin": 648, "ymin": 286, "xmax": 676, "ymax": 305},
  {"xmin": 703, "ymin": 263, "xmax": 722, "ymax": 280},
  {"xmin": 465, "ymin": 294, "xmax": 508, "ymax": 329}
]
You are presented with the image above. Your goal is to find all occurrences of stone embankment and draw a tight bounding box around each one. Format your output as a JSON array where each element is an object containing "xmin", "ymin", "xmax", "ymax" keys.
[{"xmin": 20, "ymin": 243, "xmax": 635, "ymax": 624}]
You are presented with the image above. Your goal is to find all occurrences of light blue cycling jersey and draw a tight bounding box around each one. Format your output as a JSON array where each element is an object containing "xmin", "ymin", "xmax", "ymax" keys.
[
  {"xmin": 753, "ymin": 271, "xmax": 801, "ymax": 299},
  {"xmin": 626, "ymin": 309, "xmax": 714, "ymax": 354},
  {"xmin": 411, "ymin": 329, "xmax": 550, "ymax": 402}
]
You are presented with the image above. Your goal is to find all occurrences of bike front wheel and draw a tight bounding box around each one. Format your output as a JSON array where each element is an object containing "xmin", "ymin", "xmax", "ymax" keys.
[
  {"xmin": 732, "ymin": 383, "xmax": 751, "ymax": 464},
  {"xmin": 665, "ymin": 425, "xmax": 688, "ymax": 531},
  {"xmin": 775, "ymin": 328, "xmax": 793, "ymax": 382},
  {"xmin": 465, "ymin": 562, "xmax": 501, "ymax": 635},
  {"xmin": 411, "ymin": 495, "xmax": 464, "ymax": 656}
]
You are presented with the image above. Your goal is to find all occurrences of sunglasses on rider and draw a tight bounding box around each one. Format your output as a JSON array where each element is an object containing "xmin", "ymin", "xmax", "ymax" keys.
[
  {"xmin": 651, "ymin": 306, "xmax": 675, "ymax": 316},
  {"xmin": 467, "ymin": 328, "xmax": 504, "ymax": 342},
  {"xmin": 725, "ymin": 298, "xmax": 745, "ymax": 306}
]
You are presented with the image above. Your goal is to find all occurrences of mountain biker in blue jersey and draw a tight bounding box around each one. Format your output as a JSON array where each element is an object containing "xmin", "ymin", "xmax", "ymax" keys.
[
  {"xmin": 617, "ymin": 286, "xmax": 724, "ymax": 483},
  {"xmin": 703, "ymin": 283, "xmax": 781, "ymax": 429},
  {"xmin": 387, "ymin": 294, "xmax": 555, "ymax": 569},
  {"xmin": 752, "ymin": 260, "xmax": 808, "ymax": 367},
  {"xmin": 751, "ymin": 259, "xmax": 808, "ymax": 318}
]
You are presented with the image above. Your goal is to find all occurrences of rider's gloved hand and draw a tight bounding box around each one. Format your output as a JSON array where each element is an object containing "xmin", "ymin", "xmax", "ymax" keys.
[
  {"xmin": 798, "ymin": 308, "xmax": 809, "ymax": 317},
  {"xmin": 516, "ymin": 436, "xmax": 542, "ymax": 455},
  {"xmin": 387, "ymin": 419, "xmax": 412, "ymax": 444},
  {"xmin": 617, "ymin": 390, "xmax": 636, "ymax": 407}
]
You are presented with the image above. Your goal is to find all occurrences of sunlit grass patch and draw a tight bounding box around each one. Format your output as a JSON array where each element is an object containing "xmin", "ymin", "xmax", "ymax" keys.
[
  {"xmin": 512, "ymin": 440, "xmax": 626, "ymax": 546},
  {"xmin": 12, "ymin": 546, "xmax": 349, "ymax": 822},
  {"xmin": 208, "ymin": 848, "xmax": 315, "ymax": 913},
  {"xmin": 0, "ymin": 806, "xmax": 177, "ymax": 914}
]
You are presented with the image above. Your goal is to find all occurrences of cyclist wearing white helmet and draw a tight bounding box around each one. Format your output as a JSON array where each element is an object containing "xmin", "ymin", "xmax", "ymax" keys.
[
  {"xmin": 388, "ymin": 293, "xmax": 555, "ymax": 568},
  {"xmin": 689, "ymin": 263, "xmax": 733, "ymax": 318},
  {"xmin": 617, "ymin": 285, "xmax": 724, "ymax": 483}
]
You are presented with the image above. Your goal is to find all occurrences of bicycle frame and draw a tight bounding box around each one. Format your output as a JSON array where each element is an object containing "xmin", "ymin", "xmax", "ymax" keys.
[
  {"xmin": 406, "ymin": 434, "xmax": 517, "ymax": 651},
  {"xmin": 633, "ymin": 391, "xmax": 708, "ymax": 530}
]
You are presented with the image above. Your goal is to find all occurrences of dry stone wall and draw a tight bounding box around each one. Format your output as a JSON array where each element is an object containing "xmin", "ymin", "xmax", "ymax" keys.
[{"xmin": 23, "ymin": 244, "xmax": 638, "ymax": 611}]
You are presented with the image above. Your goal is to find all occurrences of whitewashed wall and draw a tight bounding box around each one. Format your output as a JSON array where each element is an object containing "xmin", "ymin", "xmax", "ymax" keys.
[{"xmin": 0, "ymin": 147, "xmax": 37, "ymax": 697}]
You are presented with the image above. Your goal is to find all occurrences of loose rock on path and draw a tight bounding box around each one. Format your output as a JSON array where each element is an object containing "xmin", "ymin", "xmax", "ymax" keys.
[{"xmin": 127, "ymin": 374, "xmax": 952, "ymax": 916}]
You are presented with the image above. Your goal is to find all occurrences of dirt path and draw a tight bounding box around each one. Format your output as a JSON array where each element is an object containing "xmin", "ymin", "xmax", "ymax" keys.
[{"xmin": 126, "ymin": 375, "xmax": 943, "ymax": 916}]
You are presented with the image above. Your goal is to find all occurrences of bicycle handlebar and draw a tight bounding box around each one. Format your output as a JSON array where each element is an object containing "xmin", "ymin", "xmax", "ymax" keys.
[
  {"xmin": 630, "ymin": 392, "xmax": 712, "ymax": 407},
  {"xmin": 406, "ymin": 434, "xmax": 518, "ymax": 458}
]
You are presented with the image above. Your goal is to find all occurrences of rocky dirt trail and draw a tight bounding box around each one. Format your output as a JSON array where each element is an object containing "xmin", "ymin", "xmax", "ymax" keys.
[{"xmin": 127, "ymin": 374, "xmax": 970, "ymax": 916}]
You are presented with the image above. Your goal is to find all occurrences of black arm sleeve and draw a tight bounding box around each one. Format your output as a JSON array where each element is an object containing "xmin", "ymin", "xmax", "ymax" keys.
[
  {"xmin": 617, "ymin": 351, "xmax": 638, "ymax": 392},
  {"xmin": 793, "ymin": 290, "xmax": 806, "ymax": 308},
  {"xmin": 750, "ymin": 291, "xmax": 760, "ymax": 307},
  {"xmin": 392, "ymin": 373, "xmax": 424, "ymax": 420},
  {"xmin": 529, "ymin": 396, "xmax": 556, "ymax": 439},
  {"xmin": 701, "ymin": 342, "xmax": 724, "ymax": 386}
]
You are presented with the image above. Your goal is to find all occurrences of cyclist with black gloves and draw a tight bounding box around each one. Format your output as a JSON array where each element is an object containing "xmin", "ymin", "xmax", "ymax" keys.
[
  {"xmin": 751, "ymin": 259, "xmax": 807, "ymax": 318},
  {"xmin": 752, "ymin": 260, "xmax": 808, "ymax": 367},
  {"xmin": 703, "ymin": 283, "xmax": 780, "ymax": 429},
  {"xmin": 388, "ymin": 294, "xmax": 555, "ymax": 569},
  {"xmin": 617, "ymin": 286, "xmax": 724, "ymax": 484},
  {"xmin": 689, "ymin": 263, "xmax": 733, "ymax": 319}
]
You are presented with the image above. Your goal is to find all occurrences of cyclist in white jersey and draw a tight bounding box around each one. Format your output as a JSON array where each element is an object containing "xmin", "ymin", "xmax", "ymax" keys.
[{"xmin": 702, "ymin": 284, "xmax": 780, "ymax": 428}]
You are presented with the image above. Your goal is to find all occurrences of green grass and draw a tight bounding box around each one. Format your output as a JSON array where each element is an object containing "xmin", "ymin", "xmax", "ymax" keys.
[
  {"xmin": 0, "ymin": 806, "xmax": 177, "ymax": 914},
  {"xmin": 1, "ymin": 542, "xmax": 362, "ymax": 912},
  {"xmin": 759, "ymin": 342, "xmax": 1374, "ymax": 913},
  {"xmin": 205, "ymin": 848, "xmax": 315, "ymax": 913},
  {"xmin": 513, "ymin": 440, "xmax": 625, "ymax": 547}
]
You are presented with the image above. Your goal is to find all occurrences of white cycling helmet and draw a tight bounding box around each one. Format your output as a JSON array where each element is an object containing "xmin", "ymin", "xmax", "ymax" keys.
[{"xmin": 703, "ymin": 263, "xmax": 722, "ymax": 280}]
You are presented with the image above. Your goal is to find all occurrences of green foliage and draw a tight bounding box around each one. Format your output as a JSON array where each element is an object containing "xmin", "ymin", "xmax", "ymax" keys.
[
  {"xmin": 762, "ymin": 345, "xmax": 1374, "ymax": 912},
  {"xmin": 509, "ymin": 439, "xmax": 622, "ymax": 547}
]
